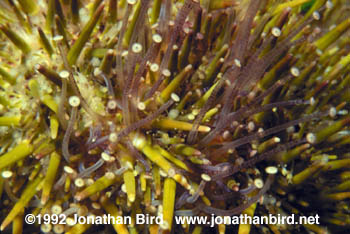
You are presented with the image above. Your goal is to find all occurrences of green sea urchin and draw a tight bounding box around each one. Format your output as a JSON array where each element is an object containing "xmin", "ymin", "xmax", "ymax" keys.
[{"xmin": 0, "ymin": 0, "xmax": 350, "ymax": 233}]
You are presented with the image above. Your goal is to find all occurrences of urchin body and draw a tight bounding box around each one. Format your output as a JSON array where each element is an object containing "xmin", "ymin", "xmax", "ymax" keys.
[{"xmin": 0, "ymin": 0, "xmax": 349, "ymax": 233}]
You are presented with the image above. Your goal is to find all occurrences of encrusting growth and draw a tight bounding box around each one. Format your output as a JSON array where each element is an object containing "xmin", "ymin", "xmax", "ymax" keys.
[{"xmin": 0, "ymin": 0, "xmax": 350, "ymax": 233}]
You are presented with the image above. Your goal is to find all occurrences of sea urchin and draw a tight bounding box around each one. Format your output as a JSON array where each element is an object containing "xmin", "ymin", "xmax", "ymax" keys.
[{"xmin": 0, "ymin": 0, "xmax": 350, "ymax": 233}]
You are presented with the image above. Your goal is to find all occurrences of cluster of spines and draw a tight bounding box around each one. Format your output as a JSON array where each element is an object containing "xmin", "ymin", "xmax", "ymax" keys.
[{"xmin": 0, "ymin": 0, "xmax": 350, "ymax": 233}]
